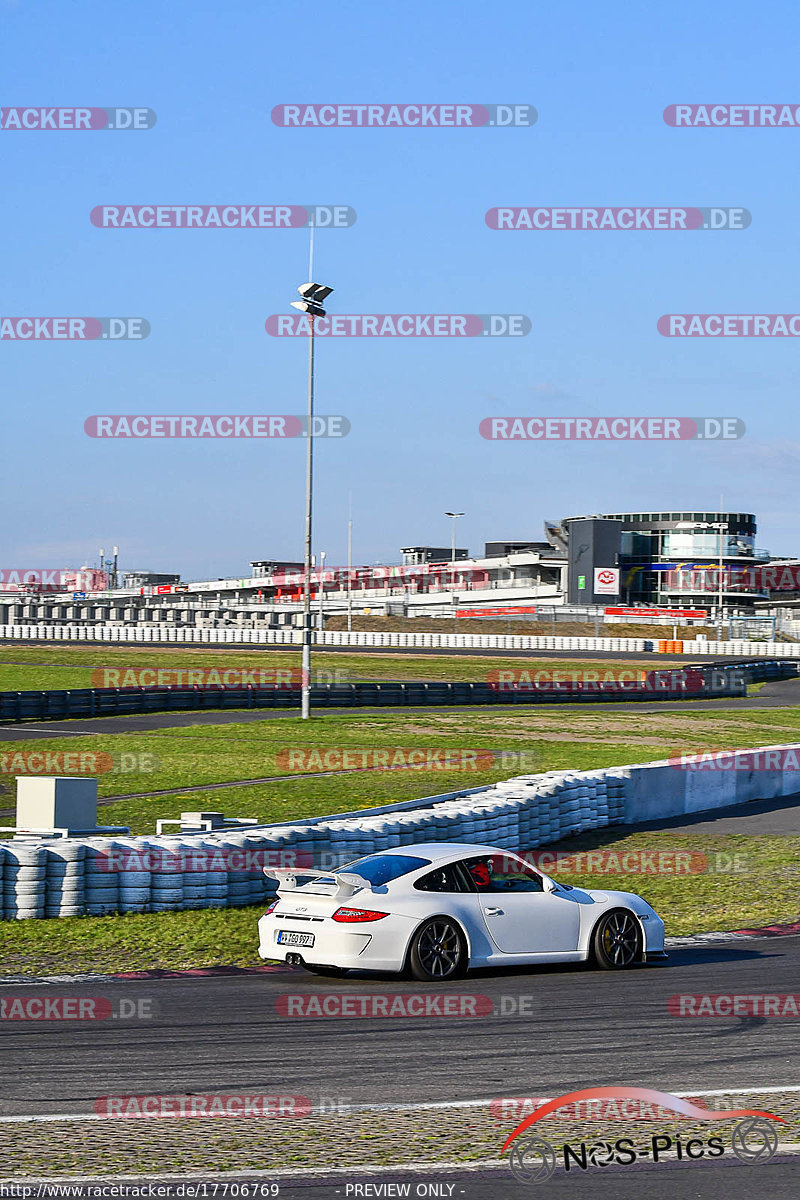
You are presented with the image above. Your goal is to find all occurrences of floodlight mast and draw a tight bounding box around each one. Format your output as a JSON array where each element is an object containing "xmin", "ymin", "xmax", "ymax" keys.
[
  {"xmin": 291, "ymin": 282, "xmax": 333, "ymax": 719},
  {"xmin": 444, "ymin": 512, "xmax": 465, "ymax": 562}
]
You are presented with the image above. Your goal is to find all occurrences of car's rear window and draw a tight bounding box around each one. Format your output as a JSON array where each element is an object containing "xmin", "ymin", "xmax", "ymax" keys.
[{"xmin": 340, "ymin": 854, "xmax": 431, "ymax": 887}]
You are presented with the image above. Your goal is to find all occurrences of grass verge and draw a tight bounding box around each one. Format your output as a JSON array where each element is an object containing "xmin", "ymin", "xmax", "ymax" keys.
[
  {"xmin": 0, "ymin": 645, "xmax": 684, "ymax": 691},
  {"xmin": 3, "ymin": 703, "xmax": 800, "ymax": 829}
]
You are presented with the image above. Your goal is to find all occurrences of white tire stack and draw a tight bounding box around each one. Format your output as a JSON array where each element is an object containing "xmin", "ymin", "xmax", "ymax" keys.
[
  {"xmin": 146, "ymin": 838, "xmax": 184, "ymax": 912},
  {"xmin": 82, "ymin": 839, "xmax": 120, "ymax": 916},
  {"xmin": 115, "ymin": 837, "xmax": 152, "ymax": 913},
  {"xmin": 4, "ymin": 843, "xmax": 47, "ymax": 919},
  {"xmin": 44, "ymin": 841, "xmax": 85, "ymax": 917},
  {"xmin": 199, "ymin": 839, "xmax": 228, "ymax": 908}
]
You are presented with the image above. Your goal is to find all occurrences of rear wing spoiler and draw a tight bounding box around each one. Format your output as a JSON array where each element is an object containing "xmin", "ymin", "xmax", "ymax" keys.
[{"xmin": 263, "ymin": 867, "xmax": 372, "ymax": 899}]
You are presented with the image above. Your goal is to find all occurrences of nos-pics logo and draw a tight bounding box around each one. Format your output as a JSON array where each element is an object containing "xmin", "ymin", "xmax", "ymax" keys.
[{"xmin": 503, "ymin": 1087, "xmax": 783, "ymax": 1183}]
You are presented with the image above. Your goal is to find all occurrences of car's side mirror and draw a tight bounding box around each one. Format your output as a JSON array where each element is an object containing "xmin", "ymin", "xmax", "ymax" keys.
[{"xmin": 542, "ymin": 876, "xmax": 558, "ymax": 893}]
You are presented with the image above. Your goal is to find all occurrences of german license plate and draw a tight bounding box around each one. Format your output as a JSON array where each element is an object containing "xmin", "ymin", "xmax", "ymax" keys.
[{"xmin": 277, "ymin": 930, "xmax": 315, "ymax": 948}]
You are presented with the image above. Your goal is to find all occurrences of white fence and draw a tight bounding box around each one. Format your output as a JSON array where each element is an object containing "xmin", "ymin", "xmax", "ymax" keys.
[{"xmin": 2, "ymin": 622, "xmax": 800, "ymax": 657}]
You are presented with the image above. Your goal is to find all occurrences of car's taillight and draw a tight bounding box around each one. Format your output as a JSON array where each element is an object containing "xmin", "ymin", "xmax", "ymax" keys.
[
  {"xmin": 264, "ymin": 900, "xmax": 279, "ymax": 915},
  {"xmin": 332, "ymin": 907, "xmax": 388, "ymax": 923}
]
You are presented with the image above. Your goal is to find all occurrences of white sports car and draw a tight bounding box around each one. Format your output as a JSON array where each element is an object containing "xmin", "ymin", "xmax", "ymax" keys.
[{"xmin": 258, "ymin": 843, "xmax": 667, "ymax": 981}]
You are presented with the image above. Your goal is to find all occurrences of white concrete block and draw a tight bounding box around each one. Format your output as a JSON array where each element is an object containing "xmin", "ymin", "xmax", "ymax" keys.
[{"xmin": 16, "ymin": 777, "xmax": 98, "ymax": 832}]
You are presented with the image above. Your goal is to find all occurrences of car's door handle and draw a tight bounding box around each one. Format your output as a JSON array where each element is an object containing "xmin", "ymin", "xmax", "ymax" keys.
[{"xmin": 484, "ymin": 906, "xmax": 503, "ymax": 915}]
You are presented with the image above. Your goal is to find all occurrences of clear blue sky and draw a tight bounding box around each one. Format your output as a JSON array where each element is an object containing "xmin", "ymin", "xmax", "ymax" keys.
[{"xmin": 2, "ymin": 0, "xmax": 798, "ymax": 579}]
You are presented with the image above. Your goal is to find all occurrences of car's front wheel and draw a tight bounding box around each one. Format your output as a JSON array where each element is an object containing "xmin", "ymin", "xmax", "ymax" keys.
[
  {"xmin": 592, "ymin": 909, "xmax": 642, "ymax": 969},
  {"xmin": 408, "ymin": 917, "xmax": 467, "ymax": 981}
]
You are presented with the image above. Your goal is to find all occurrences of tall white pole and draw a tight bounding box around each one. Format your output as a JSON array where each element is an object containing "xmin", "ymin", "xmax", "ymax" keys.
[
  {"xmin": 446, "ymin": 512, "xmax": 464, "ymax": 562},
  {"xmin": 718, "ymin": 525, "xmax": 724, "ymax": 641},
  {"xmin": 300, "ymin": 313, "xmax": 315, "ymax": 720},
  {"xmin": 347, "ymin": 494, "xmax": 353, "ymax": 634},
  {"xmin": 318, "ymin": 550, "xmax": 326, "ymax": 631},
  {"xmin": 450, "ymin": 516, "xmax": 458, "ymax": 633}
]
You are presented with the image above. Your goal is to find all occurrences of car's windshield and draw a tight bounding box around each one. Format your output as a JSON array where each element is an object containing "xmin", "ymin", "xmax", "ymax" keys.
[{"xmin": 339, "ymin": 853, "xmax": 431, "ymax": 886}]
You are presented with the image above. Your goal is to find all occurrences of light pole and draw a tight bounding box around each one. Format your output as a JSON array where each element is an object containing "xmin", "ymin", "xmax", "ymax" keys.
[
  {"xmin": 716, "ymin": 524, "xmax": 725, "ymax": 639},
  {"xmin": 291, "ymin": 281, "xmax": 334, "ymax": 719},
  {"xmin": 347, "ymin": 503, "xmax": 353, "ymax": 634},
  {"xmin": 445, "ymin": 512, "xmax": 464, "ymax": 633},
  {"xmin": 445, "ymin": 512, "xmax": 464, "ymax": 563}
]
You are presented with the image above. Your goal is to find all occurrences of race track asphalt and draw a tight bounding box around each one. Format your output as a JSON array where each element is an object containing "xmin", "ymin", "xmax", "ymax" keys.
[
  {"xmin": 17, "ymin": 1155, "xmax": 799, "ymax": 1199},
  {"xmin": 1, "ymin": 937, "xmax": 799, "ymax": 1196},
  {"xmin": 1, "ymin": 937, "xmax": 797, "ymax": 1117},
  {"xmin": 232, "ymin": 1156, "xmax": 800, "ymax": 1198}
]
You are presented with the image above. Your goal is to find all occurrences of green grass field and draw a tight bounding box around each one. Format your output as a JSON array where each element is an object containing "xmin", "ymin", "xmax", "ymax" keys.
[
  {"xmin": 0, "ymin": 644, "xmax": 682, "ymax": 690},
  {"xmin": 0, "ymin": 645, "xmax": 798, "ymax": 974},
  {"xmin": 2, "ymin": 703, "xmax": 800, "ymax": 831}
]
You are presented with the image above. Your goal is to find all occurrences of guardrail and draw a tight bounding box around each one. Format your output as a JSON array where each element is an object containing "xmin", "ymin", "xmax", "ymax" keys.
[{"xmin": 0, "ymin": 663, "xmax": 775, "ymax": 722}]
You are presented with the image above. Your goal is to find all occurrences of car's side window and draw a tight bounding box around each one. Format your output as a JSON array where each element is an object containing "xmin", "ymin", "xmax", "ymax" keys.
[
  {"xmin": 414, "ymin": 863, "xmax": 471, "ymax": 893},
  {"xmin": 461, "ymin": 854, "xmax": 545, "ymax": 893}
]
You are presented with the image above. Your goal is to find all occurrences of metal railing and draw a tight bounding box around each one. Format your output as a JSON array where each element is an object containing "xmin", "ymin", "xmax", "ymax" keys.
[{"xmin": 0, "ymin": 664, "xmax": 785, "ymax": 722}]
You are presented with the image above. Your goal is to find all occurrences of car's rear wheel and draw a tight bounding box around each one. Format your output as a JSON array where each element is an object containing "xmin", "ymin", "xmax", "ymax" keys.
[
  {"xmin": 408, "ymin": 917, "xmax": 467, "ymax": 981},
  {"xmin": 592, "ymin": 909, "xmax": 642, "ymax": 969},
  {"xmin": 304, "ymin": 964, "xmax": 350, "ymax": 977}
]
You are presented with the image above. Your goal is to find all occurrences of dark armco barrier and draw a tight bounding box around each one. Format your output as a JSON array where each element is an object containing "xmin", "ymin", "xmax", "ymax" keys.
[{"xmin": 0, "ymin": 660, "xmax": 790, "ymax": 722}]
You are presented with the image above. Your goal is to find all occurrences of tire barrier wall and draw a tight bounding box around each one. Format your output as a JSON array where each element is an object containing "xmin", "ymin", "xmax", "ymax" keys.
[
  {"xmin": 2, "ymin": 622, "xmax": 800, "ymax": 658},
  {"xmin": 3, "ymin": 660, "xmax": 795, "ymax": 722},
  {"xmin": 0, "ymin": 772, "xmax": 624, "ymax": 919},
  {"xmin": 4, "ymin": 739, "xmax": 800, "ymax": 918}
]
